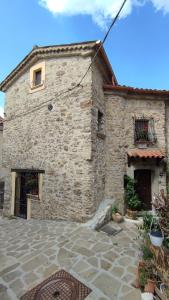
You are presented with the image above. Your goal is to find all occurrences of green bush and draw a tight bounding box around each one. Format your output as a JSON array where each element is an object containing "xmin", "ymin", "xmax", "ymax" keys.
[{"xmin": 125, "ymin": 175, "xmax": 141, "ymax": 210}]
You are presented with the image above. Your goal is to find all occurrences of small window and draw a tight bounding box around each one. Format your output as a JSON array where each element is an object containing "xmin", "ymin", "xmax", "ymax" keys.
[
  {"xmin": 34, "ymin": 69, "xmax": 42, "ymax": 86},
  {"xmin": 134, "ymin": 118, "xmax": 156, "ymax": 144},
  {"xmin": 30, "ymin": 62, "xmax": 45, "ymax": 92},
  {"xmin": 98, "ymin": 110, "xmax": 104, "ymax": 132}
]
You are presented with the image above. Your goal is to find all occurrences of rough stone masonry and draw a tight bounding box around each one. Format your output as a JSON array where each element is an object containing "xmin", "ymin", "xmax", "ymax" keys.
[{"xmin": 1, "ymin": 41, "xmax": 169, "ymax": 221}]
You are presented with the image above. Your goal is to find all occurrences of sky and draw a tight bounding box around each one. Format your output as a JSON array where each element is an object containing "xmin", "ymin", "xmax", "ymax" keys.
[{"xmin": 0, "ymin": 0, "xmax": 169, "ymax": 117}]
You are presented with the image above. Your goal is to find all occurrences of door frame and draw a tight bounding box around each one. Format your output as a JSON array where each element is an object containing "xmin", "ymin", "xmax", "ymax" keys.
[{"xmin": 11, "ymin": 169, "xmax": 44, "ymax": 219}]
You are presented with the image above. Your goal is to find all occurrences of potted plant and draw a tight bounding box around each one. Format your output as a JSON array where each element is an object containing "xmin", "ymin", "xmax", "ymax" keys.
[
  {"xmin": 149, "ymin": 218, "xmax": 164, "ymax": 247},
  {"xmin": 142, "ymin": 212, "xmax": 154, "ymax": 233},
  {"xmin": 112, "ymin": 205, "xmax": 123, "ymax": 223},
  {"xmin": 144, "ymin": 266, "xmax": 156, "ymax": 294},
  {"xmin": 141, "ymin": 244, "xmax": 154, "ymax": 261},
  {"xmin": 139, "ymin": 266, "xmax": 148, "ymax": 292},
  {"xmin": 125, "ymin": 175, "xmax": 141, "ymax": 219},
  {"xmin": 139, "ymin": 264, "xmax": 156, "ymax": 294}
]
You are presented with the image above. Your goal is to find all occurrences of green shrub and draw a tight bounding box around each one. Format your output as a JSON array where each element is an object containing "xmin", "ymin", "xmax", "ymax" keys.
[{"xmin": 124, "ymin": 175, "xmax": 141, "ymax": 210}]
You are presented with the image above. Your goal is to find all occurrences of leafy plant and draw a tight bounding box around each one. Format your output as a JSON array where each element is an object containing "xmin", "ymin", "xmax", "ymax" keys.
[
  {"xmin": 112, "ymin": 205, "xmax": 118, "ymax": 214},
  {"xmin": 140, "ymin": 244, "xmax": 154, "ymax": 261},
  {"xmin": 142, "ymin": 212, "xmax": 154, "ymax": 232},
  {"xmin": 137, "ymin": 130, "xmax": 149, "ymax": 141},
  {"xmin": 125, "ymin": 175, "xmax": 141, "ymax": 210},
  {"xmin": 139, "ymin": 267, "xmax": 148, "ymax": 287}
]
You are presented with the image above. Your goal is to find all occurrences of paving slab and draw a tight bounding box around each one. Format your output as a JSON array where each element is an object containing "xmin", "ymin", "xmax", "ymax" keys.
[{"xmin": 0, "ymin": 218, "xmax": 140, "ymax": 299}]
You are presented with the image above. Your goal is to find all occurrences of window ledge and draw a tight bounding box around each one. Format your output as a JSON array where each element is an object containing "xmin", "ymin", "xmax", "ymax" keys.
[
  {"xmin": 30, "ymin": 82, "xmax": 44, "ymax": 90},
  {"xmin": 135, "ymin": 141, "xmax": 156, "ymax": 146},
  {"xmin": 97, "ymin": 132, "xmax": 106, "ymax": 139},
  {"xmin": 29, "ymin": 83, "xmax": 45, "ymax": 93}
]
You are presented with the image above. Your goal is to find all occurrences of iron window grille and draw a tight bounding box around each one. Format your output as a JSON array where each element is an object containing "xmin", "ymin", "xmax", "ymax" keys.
[{"xmin": 134, "ymin": 118, "xmax": 157, "ymax": 144}]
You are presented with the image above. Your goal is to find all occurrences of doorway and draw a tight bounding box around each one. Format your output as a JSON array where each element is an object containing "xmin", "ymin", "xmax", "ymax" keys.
[
  {"xmin": 134, "ymin": 169, "xmax": 152, "ymax": 210},
  {"xmin": 14, "ymin": 172, "xmax": 39, "ymax": 219}
]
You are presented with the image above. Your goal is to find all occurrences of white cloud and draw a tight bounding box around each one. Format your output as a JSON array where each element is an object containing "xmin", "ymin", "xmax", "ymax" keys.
[
  {"xmin": 0, "ymin": 106, "xmax": 4, "ymax": 118},
  {"xmin": 151, "ymin": 0, "xmax": 169, "ymax": 13},
  {"xmin": 39, "ymin": 0, "xmax": 169, "ymax": 29}
]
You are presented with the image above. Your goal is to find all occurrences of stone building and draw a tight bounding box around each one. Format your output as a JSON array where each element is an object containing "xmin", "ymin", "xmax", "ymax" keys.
[
  {"xmin": 0, "ymin": 116, "xmax": 5, "ymax": 212},
  {"xmin": 0, "ymin": 40, "xmax": 168, "ymax": 221}
]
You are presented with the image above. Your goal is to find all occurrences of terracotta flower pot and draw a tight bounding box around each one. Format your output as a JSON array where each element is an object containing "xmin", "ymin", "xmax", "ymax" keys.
[
  {"xmin": 127, "ymin": 209, "xmax": 137, "ymax": 220},
  {"xmin": 112, "ymin": 212, "xmax": 123, "ymax": 223},
  {"xmin": 144, "ymin": 279, "xmax": 156, "ymax": 294}
]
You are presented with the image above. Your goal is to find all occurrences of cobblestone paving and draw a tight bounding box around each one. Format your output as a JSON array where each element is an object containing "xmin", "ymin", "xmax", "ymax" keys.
[{"xmin": 0, "ymin": 217, "xmax": 141, "ymax": 300}]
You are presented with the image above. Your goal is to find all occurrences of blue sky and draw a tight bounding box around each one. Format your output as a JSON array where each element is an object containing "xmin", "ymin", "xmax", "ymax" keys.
[{"xmin": 0, "ymin": 0, "xmax": 169, "ymax": 116}]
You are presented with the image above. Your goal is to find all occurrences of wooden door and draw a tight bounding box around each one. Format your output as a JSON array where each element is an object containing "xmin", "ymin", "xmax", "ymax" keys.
[{"xmin": 134, "ymin": 169, "xmax": 152, "ymax": 210}]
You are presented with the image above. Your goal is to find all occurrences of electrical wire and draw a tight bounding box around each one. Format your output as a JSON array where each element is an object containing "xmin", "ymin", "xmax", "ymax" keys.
[{"xmin": 4, "ymin": 0, "xmax": 127, "ymax": 122}]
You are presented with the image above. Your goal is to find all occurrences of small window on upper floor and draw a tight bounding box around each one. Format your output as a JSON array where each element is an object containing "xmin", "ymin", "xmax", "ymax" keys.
[
  {"xmin": 134, "ymin": 118, "xmax": 157, "ymax": 144},
  {"xmin": 30, "ymin": 62, "xmax": 45, "ymax": 93},
  {"xmin": 34, "ymin": 69, "xmax": 42, "ymax": 86}
]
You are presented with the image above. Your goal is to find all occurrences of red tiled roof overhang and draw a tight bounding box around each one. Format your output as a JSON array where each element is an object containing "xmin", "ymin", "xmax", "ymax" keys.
[
  {"xmin": 127, "ymin": 149, "xmax": 165, "ymax": 159},
  {"xmin": 103, "ymin": 84, "xmax": 169, "ymax": 97}
]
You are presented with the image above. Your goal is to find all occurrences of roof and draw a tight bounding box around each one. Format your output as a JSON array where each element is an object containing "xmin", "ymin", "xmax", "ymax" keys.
[
  {"xmin": 0, "ymin": 41, "xmax": 117, "ymax": 92},
  {"xmin": 103, "ymin": 84, "xmax": 169, "ymax": 97},
  {"xmin": 127, "ymin": 149, "xmax": 165, "ymax": 159}
]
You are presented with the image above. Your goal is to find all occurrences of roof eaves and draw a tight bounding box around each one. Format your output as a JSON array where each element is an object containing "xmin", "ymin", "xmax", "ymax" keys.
[
  {"xmin": 103, "ymin": 84, "xmax": 169, "ymax": 97},
  {"xmin": 0, "ymin": 41, "xmax": 98, "ymax": 92}
]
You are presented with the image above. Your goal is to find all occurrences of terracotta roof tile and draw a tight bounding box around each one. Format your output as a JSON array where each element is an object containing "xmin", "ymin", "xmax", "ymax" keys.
[
  {"xmin": 127, "ymin": 149, "xmax": 165, "ymax": 159},
  {"xmin": 103, "ymin": 84, "xmax": 169, "ymax": 97}
]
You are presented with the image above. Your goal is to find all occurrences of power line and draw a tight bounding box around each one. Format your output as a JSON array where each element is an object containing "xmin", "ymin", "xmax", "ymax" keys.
[
  {"xmin": 4, "ymin": 0, "xmax": 127, "ymax": 123},
  {"xmin": 78, "ymin": 0, "xmax": 128, "ymax": 86}
]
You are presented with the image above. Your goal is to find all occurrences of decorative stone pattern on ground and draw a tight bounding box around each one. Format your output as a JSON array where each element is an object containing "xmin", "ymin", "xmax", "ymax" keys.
[{"xmin": 0, "ymin": 217, "xmax": 141, "ymax": 299}]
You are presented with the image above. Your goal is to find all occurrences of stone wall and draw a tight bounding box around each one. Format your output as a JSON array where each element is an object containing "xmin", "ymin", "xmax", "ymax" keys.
[
  {"xmin": 104, "ymin": 92, "xmax": 167, "ymax": 212},
  {"xmin": 125, "ymin": 95, "xmax": 166, "ymax": 195},
  {"xmin": 91, "ymin": 61, "xmax": 107, "ymax": 211},
  {"xmin": 104, "ymin": 93, "xmax": 126, "ymax": 212},
  {"xmin": 124, "ymin": 96, "xmax": 166, "ymax": 152},
  {"xmin": 2, "ymin": 47, "xmax": 168, "ymax": 221},
  {"xmin": 3, "ymin": 53, "xmax": 97, "ymax": 221}
]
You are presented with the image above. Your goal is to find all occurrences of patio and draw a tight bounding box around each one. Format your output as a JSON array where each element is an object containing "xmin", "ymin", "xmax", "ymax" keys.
[{"xmin": 0, "ymin": 217, "xmax": 141, "ymax": 300}]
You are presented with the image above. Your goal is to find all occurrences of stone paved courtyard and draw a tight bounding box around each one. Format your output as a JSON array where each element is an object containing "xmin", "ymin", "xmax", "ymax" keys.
[{"xmin": 0, "ymin": 217, "xmax": 141, "ymax": 300}]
